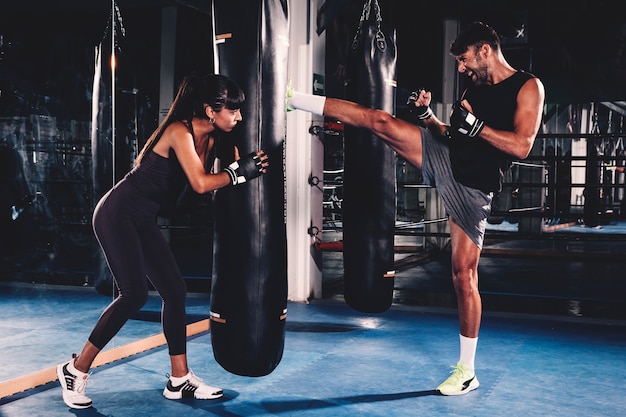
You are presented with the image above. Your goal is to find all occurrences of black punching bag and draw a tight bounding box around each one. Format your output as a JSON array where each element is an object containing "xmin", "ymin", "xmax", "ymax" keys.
[
  {"xmin": 91, "ymin": 43, "xmax": 115, "ymax": 296},
  {"xmin": 210, "ymin": 0, "xmax": 289, "ymax": 377},
  {"xmin": 343, "ymin": 0, "xmax": 397, "ymax": 313}
]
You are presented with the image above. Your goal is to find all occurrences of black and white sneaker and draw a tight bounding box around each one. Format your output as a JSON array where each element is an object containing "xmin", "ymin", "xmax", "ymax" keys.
[
  {"xmin": 163, "ymin": 370, "xmax": 223, "ymax": 400},
  {"xmin": 56, "ymin": 358, "xmax": 92, "ymax": 409}
]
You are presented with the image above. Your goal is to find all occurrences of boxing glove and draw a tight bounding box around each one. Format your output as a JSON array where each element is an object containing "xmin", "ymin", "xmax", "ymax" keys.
[
  {"xmin": 407, "ymin": 90, "xmax": 433, "ymax": 120},
  {"xmin": 450, "ymin": 102, "xmax": 484, "ymax": 138},
  {"xmin": 223, "ymin": 151, "xmax": 266, "ymax": 185}
]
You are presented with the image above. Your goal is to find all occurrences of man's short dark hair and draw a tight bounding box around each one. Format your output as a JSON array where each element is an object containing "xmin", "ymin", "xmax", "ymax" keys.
[{"xmin": 450, "ymin": 21, "xmax": 501, "ymax": 56}]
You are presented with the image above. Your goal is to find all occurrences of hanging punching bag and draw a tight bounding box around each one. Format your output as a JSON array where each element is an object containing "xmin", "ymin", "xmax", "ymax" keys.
[
  {"xmin": 343, "ymin": 0, "xmax": 397, "ymax": 313},
  {"xmin": 91, "ymin": 43, "xmax": 115, "ymax": 296},
  {"xmin": 210, "ymin": 0, "xmax": 289, "ymax": 377}
]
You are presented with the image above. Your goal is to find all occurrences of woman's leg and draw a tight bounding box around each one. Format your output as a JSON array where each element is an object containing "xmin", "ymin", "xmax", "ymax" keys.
[
  {"xmin": 76, "ymin": 195, "xmax": 150, "ymax": 371},
  {"xmin": 137, "ymin": 218, "xmax": 223, "ymax": 400},
  {"xmin": 138, "ymin": 221, "xmax": 188, "ymax": 373},
  {"xmin": 58, "ymin": 189, "xmax": 151, "ymax": 409}
]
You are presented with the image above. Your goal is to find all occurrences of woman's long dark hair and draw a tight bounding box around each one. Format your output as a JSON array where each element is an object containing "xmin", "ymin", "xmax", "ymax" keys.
[{"xmin": 135, "ymin": 74, "xmax": 245, "ymax": 166}]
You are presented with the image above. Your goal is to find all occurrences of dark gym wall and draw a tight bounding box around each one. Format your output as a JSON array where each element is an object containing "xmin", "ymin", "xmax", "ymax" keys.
[{"xmin": 0, "ymin": 3, "xmax": 215, "ymax": 287}]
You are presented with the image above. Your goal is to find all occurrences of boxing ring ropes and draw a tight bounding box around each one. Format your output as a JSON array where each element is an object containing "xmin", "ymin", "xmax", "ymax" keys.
[{"xmin": 308, "ymin": 124, "xmax": 626, "ymax": 252}]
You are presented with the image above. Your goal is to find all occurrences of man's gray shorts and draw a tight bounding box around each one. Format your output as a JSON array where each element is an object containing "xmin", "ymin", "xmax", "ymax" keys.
[{"xmin": 419, "ymin": 127, "xmax": 493, "ymax": 249}]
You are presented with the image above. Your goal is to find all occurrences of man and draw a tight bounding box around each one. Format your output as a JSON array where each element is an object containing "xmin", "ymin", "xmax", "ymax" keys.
[{"xmin": 286, "ymin": 21, "xmax": 545, "ymax": 395}]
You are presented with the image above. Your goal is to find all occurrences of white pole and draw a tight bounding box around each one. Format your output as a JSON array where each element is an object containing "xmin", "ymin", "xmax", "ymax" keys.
[{"xmin": 286, "ymin": 0, "xmax": 324, "ymax": 301}]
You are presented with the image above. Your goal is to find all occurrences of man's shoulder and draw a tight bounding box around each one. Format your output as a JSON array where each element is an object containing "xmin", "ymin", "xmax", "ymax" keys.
[
  {"xmin": 499, "ymin": 70, "xmax": 538, "ymax": 92},
  {"xmin": 514, "ymin": 69, "xmax": 537, "ymax": 81}
]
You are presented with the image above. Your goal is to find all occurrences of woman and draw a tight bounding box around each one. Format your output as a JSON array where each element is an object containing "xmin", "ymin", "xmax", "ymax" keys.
[{"xmin": 57, "ymin": 74, "xmax": 269, "ymax": 409}]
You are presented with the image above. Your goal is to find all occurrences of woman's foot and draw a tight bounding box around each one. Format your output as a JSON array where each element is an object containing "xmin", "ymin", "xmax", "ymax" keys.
[{"xmin": 163, "ymin": 370, "xmax": 223, "ymax": 400}]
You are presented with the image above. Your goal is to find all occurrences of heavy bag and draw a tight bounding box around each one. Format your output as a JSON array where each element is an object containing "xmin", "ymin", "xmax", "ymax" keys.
[
  {"xmin": 210, "ymin": 0, "xmax": 289, "ymax": 377},
  {"xmin": 343, "ymin": 0, "xmax": 397, "ymax": 313},
  {"xmin": 91, "ymin": 43, "xmax": 116, "ymax": 296}
]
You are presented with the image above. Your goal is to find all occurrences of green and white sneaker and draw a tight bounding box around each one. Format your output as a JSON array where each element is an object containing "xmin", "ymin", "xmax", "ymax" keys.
[{"xmin": 436, "ymin": 362, "xmax": 479, "ymax": 396}]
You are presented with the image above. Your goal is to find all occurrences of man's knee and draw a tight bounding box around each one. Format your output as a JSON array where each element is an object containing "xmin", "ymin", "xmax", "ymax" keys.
[
  {"xmin": 371, "ymin": 110, "xmax": 395, "ymax": 135},
  {"xmin": 452, "ymin": 266, "xmax": 480, "ymax": 300}
]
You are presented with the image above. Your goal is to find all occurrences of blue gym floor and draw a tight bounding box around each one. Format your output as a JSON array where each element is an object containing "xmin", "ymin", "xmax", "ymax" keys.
[
  {"xmin": 1, "ymin": 283, "xmax": 625, "ymax": 416},
  {"xmin": 1, "ymin": 220, "xmax": 625, "ymax": 416}
]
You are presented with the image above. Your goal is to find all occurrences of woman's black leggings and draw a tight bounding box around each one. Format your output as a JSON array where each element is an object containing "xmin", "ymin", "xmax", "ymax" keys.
[{"xmin": 89, "ymin": 180, "xmax": 187, "ymax": 355}]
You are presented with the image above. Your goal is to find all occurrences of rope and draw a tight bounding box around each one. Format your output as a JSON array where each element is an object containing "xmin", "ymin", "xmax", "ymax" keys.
[{"xmin": 512, "ymin": 161, "xmax": 546, "ymax": 168}]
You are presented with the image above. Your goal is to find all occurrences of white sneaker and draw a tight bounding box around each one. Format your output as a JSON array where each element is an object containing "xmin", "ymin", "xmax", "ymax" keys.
[
  {"xmin": 163, "ymin": 370, "xmax": 223, "ymax": 400},
  {"xmin": 56, "ymin": 358, "xmax": 92, "ymax": 409}
]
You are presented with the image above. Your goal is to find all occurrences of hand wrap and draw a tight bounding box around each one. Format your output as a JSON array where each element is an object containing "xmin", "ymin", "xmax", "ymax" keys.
[
  {"xmin": 450, "ymin": 102, "xmax": 484, "ymax": 138},
  {"xmin": 407, "ymin": 90, "xmax": 433, "ymax": 120},
  {"xmin": 223, "ymin": 152, "xmax": 265, "ymax": 185}
]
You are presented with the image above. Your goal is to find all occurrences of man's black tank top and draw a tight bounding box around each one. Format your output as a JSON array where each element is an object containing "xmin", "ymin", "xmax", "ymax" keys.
[{"xmin": 449, "ymin": 70, "xmax": 536, "ymax": 193}]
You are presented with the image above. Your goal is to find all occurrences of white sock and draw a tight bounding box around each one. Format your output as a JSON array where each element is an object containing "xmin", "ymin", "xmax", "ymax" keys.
[
  {"xmin": 459, "ymin": 334, "xmax": 478, "ymax": 371},
  {"xmin": 170, "ymin": 372, "xmax": 191, "ymax": 384},
  {"xmin": 287, "ymin": 91, "xmax": 326, "ymax": 115},
  {"xmin": 68, "ymin": 358, "xmax": 88, "ymax": 377}
]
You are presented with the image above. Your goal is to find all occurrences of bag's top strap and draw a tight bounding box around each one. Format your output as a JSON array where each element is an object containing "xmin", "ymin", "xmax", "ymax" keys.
[
  {"xmin": 351, "ymin": 0, "xmax": 386, "ymax": 52},
  {"xmin": 356, "ymin": 0, "xmax": 382, "ymax": 26}
]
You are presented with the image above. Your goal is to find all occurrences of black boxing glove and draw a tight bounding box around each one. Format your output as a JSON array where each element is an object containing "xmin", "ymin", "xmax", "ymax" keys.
[
  {"xmin": 450, "ymin": 102, "xmax": 484, "ymax": 138},
  {"xmin": 223, "ymin": 151, "xmax": 265, "ymax": 185},
  {"xmin": 407, "ymin": 90, "xmax": 433, "ymax": 120}
]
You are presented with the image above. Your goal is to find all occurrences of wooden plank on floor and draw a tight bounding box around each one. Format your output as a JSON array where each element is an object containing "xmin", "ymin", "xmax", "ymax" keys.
[
  {"xmin": 542, "ymin": 221, "xmax": 578, "ymax": 233},
  {"xmin": 0, "ymin": 319, "xmax": 210, "ymax": 400}
]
